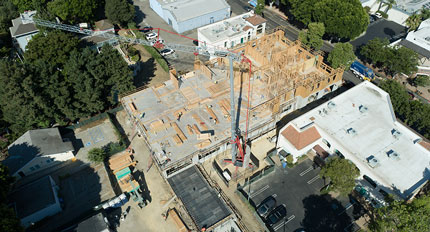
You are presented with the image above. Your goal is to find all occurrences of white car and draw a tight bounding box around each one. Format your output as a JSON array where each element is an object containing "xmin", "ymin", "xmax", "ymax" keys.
[
  {"xmin": 374, "ymin": 12, "xmax": 382, "ymax": 18},
  {"xmin": 160, "ymin": 48, "xmax": 174, "ymax": 56},
  {"xmin": 145, "ymin": 32, "xmax": 158, "ymax": 40}
]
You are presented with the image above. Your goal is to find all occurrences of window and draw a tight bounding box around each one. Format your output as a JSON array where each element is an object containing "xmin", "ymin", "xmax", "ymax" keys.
[
  {"xmin": 257, "ymin": 25, "xmax": 263, "ymax": 34},
  {"xmin": 332, "ymin": 76, "xmax": 336, "ymax": 81},
  {"xmin": 317, "ymin": 83, "xmax": 320, "ymax": 88},
  {"xmin": 35, "ymin": 164, "xmax": 41, "ymax": 169},
  {"xmin": 322, "ymin": 139, "xmax": 331, "ymax": 148},
  {"xmin": 224, "ymin": 41, "xmax": 227, "ymax": 48}
]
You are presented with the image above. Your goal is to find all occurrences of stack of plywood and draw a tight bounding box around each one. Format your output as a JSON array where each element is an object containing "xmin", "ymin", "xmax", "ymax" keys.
[
  {"xmin": 108, "ymin": 152, "xmax": 136, "ymax": 173},
  {"xmin": 169, "ymin": 208, "xmax": 190, "ymax": 232}
]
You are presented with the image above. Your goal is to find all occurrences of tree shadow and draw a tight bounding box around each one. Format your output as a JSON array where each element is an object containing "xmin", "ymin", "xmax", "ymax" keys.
[
  {"xmin": 134, "ymin": 58, "xmax": 156, "ymax": 88},
  {"xmin": 301, "ymin": 194, "xmax": 353, "ymax": 232},
  {"xmin": 383, "ymin": 28, "xmax": 395, "ymax": 38},
  {"xmin": 133, "ymin": 5, "xmax": 146, "ymax": 26},
  {"xmin": 60, "ymin": 127, "xmax": 84, "ymax": 154}
]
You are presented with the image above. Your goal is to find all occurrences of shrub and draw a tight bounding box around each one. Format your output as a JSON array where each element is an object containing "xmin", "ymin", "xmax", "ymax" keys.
[{"xmin": 87, "ymin": 148, "xmax": 107, "ymax": 163}]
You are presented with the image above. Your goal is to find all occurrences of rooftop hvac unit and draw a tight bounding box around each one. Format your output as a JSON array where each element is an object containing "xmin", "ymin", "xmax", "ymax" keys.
[
  {"xmin": 391, "ymin": 129, "xmax": 402, "ymax": 139},
  {"xmin": 387, "ymin": 149, "xmax": 400, "ymax": 160},
  {"xmin": 367, "ymin": 155, "xmax": 380, "ymax": 168},
  {"xmin": 347, "ymin": 128, "xmax": 357, "ymax": 136},
  {"xmin": 327, "ymin": 101, "xmax": 336, "ymax": 109},
  {"xmin": 359, "ymin": 105, "xmax": 368, "ymax": 113}
]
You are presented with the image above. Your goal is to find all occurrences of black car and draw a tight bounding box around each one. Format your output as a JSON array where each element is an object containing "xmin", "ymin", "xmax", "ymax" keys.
[
  {"xmin": 141, "ymin": 26, "xmax": 153, "ymax": 33},
  {"xmin": 266, "ymin": 204, "xmax": 287, "ymax": 226},
  {"xmin": 256, "ymin": 196, "xmax": 276, "ymax": 218}
]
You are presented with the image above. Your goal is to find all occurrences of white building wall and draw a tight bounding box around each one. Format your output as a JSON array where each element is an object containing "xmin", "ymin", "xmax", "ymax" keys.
[
  {"xmin": 149, "ymin": 0, "xmax": 165, "ymax": 21},
  {"xmin": 13, "ymin": 151, "xmax": 74, "ymax": 179}
]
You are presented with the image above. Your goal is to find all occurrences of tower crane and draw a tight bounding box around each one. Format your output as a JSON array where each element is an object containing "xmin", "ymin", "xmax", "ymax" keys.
[{"xmin": 30, "ymin": 17, "xmax": 253, "ymax": 169}]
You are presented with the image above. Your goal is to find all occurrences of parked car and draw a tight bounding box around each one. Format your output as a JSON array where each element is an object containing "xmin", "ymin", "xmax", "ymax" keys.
[
  {"xmin": 160, "ymin": 48, "xmax": 174, "ymax": 56},
  {"xmin": 266, "ymin": 204, "xmax": 287, "ymax": 227},
  {"xmin": 374, "ymin": 12, "xmax": 382, "ymax": 18},
  {"xmin": 141, "ymin": 26, "xmax": 153, "ymax": 33},
  {"xmin": 145, "ymin": 32, "xmax": 157, "ymax": 40},
  {"xmin": 256, "ymin": 196, "xmax": 276, "ymax": 218},
  {"xmin": 150, "ymin": 39, "xmax": 165, "ymax": 46}
]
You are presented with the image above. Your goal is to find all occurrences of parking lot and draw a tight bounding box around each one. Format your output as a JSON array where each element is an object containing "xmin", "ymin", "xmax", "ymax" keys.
[
  {"xmin": 246, "ymin": 159, "xmax": 364, "ymax": 232},
  {"xmin": 351, "ymin": 18, "xmax": 407, "ymax": 51},
  {"xmin": 133, "ymin": 0, "xmax": 208, "ymax": 72}
]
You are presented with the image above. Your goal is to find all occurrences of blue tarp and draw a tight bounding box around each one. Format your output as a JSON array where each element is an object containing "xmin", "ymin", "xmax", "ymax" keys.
[{"xmin": 248, "ymin": 0, "xmax": 257, "ymax": 7}]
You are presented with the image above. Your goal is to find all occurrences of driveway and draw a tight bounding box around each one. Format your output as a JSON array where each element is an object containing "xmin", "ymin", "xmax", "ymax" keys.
[
  {"xmin": 245, "ymin": 159, "xmax": 364, "ymax": 232},
  {"xmin": 351, "ymin": 19, "xmax": 407, "ymax": 51}
]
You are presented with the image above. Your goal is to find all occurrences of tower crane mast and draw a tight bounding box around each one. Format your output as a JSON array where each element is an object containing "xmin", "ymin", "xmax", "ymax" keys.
[{"xmin": 31, "ymin": 17, "xmax": 252, "ymax": 168}]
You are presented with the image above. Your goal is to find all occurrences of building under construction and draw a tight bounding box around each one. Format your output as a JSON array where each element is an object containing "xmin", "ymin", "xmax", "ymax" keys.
[{"xmin": 122, "ymin": 30, "xmax": 344, "ymax": 178}]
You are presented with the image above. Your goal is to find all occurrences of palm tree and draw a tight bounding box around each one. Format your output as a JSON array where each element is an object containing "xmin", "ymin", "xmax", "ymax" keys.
[
  {"xmin": 405, "ymin": 13, "xmax": 422, "ymax": 32},
  {"xmin": 376, "ymin": 0, "xmax": 384, "ymax": 12},
  {"xmin": 420, "ymin": 7, "xmax": 430, "ymax": 20},
  {"xmin": 384, "ymin": 0, "xmax": 396, "ymax": 13}
]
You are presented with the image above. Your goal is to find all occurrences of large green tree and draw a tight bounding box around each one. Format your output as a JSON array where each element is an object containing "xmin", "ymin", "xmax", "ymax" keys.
[
  {"xmin": 385, "ymin": 46, "xmax": 418, "ymax": 76},
  {"xmin": 320, "ymin": 157, "xmax": 360, "ymax": 196},
  {"xmin": 105, "ymin": 0, "xmax": 135, "ymax": 26},
  {"xmin": 360, "ymin": 37, "xmax": 390, "ymax": 66},
  {"xmin": 299, "ymin": 22, "xmax": 325, "ymax": 50},
  {"xmin": 313, "ymin": 0, "xmax": 368, "ymax": 39},
  {"xmin": 47, "ymin": 0, "xmax": 98, "ymax": 23},
  {"xmin": 25, "ymin": 31, "xmax": 80, "ymax": 67},
  {"xmin": 370, "ymin": 194, "xmax": 430, "ymax": 232},
  {"xmin": 289, "ymin": 0, "xmax": 318, "ymax": 25},
  {"xmin": 0, "ymin": 164, "xmax": 23, "ymax": 232},
  {"xmin": 327, "ymin": 43, "xmax": 356, "ymax": 69}
]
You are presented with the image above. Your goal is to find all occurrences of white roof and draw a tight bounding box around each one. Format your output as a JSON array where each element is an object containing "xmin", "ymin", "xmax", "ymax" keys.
[
  {"xmin": 198, "ymin": 12, "xmax": 255, "ymax": 44},
  {"xmin": 289, "ymin": 81, "xmax": 430, "ymax": 198},
  {"xmin": 405, "ymin": 18, "xmax": 430, "ymax": 57},
  {"xmin": 158, "ymin": 0, "xmax": 230, "ymax": 22}
]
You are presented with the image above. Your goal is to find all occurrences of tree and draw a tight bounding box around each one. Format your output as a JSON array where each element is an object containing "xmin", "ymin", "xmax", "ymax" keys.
[
  {"xmin": 299, "ymin": 22, "xmax": 325, "ymax": 50},
  {"xmin": 320, "ymin": 157, "xmax": 359, "ymax": 196},
  {"xmin": 313, "ymin": 0, "xmax": 369, "ymax": 39},
  {"xmin": 384, "ymin": 0, "xmax": 396, "ymax": 13},
  {"xmin": 25, "ymin": 31, "xmax": 80, "ymax": 67},
  {"xmin": 414, "ymin": 75, "xmax": 430, "ymax": 87},
  {"xmin": 0, "ymin": 164, "xmax": 23, "ymax": 232},
  {"xmin": 255, "ymin": 0, "xmax": 265, "ymax": 15},
  {"xmin": 289, "ymin": 0, "xmax": 318, "ymax": 25},
  {"xmin": 405, "ymin": 13, "xmax": 422, "ymax": 31},
  {"xmin": 370, "ymin": 194, "xmax": 430, "ymax": 232},
  {"xmin": 385, "ymin": 46, "xmax": 418, "ymax": 76},
  {"xmin": 47, "ymin": 0, "xmax": 98, "ymax": 23},
  {"xmin": 0, "ymin": 0, "xmax": 18, "ymax": 32},
  {"xmin": 421, "ymin": 7, "xmax": 430, "ymax": 20},
  {"xmin": 360, "ymin": 37, "xmax": 390, "ymax": 66},
  {"xmin": 87, "ymin": 147, "xmax": 107, "ymax": 163},
  {"xmin": 327, "ymin": 43, "xmax": 356, "ymax": 69},
  {"xmin": 105, "ymin": 0, "xmax": 135, "ymax": 26}
]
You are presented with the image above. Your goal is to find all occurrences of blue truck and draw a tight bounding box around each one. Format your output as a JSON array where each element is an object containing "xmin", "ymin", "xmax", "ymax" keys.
[{"xmin": 350, "ymin": 61, "xmax": 375, "ymax": 81}]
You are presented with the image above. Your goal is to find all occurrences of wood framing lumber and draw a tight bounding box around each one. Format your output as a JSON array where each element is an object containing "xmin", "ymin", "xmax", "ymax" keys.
[
  {"xmin": 195, "ymin": 139, "xmax": 211, "ymax": 149},
  {"xmin": 129, "ymin": 102, "xmax": 137, "ymax": 112},
  {"xmin": 169, "ymin": 208, "xmax": 190, "ymax": 232},
  {"xmin": 197, "ymin": 133, "xmax": 211, "ymax": 140},
  {"xmin": 205, "ymin": 105, "xmax": 219, "ymax": 124},
  {"xmin": 192, "ymin": 113, "xmax": 209, "ymax": 131},
  {"xmin": 173, "ymin": 134, "xmax": 183, "ymax": 145},
  {"xmin": 171, "ymin": 122, "xmax": 187, "ymax": 141},
  {"xmin": 193, "ymin": 124, "xmax": 201, "ymax": 134},
  {"xmin": 186, "ymin": 124, "xmax": 194, "ymax": 135},
  {"xmin": 112, "ymin": 161, "xmax": 137, "ymax": 174}
]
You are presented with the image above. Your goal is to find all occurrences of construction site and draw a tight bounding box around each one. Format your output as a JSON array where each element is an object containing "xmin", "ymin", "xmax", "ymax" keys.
[{"xmin": 121, "ymin": 30, "xmax": 344, "ymax": 179}]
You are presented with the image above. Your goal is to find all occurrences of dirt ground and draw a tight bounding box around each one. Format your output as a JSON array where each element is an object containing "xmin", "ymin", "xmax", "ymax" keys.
[
  {"xmin": 114, "ymin": 110, "xmax": 195, "ymax": 232},
  {"xmin": 133, "ymin": 44, "xmax": 170, "ymax": 88}
]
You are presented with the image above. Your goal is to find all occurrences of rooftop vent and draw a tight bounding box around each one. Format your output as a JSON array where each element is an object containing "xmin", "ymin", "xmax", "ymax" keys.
[
  {"xmin": 347, "ymin": 128, "xmax": 357, "ymax": 136},
  {"xmin": 327, "ymin": 101, "xmax": 336, "ymax": 109},
  {"xmin": 391, "ymin": 129, "xmax": 402, "ymax": 139},
  {"xmin": 387, "ymin": 149, "xmax": 400, "ymax": 160},
  {"xmin": 367, "ymin": 155, "xmax": 380, "ymax": 168},
  {"xmin": 359, "ymin": 105, "xmax": 368, "ymax": 113}
]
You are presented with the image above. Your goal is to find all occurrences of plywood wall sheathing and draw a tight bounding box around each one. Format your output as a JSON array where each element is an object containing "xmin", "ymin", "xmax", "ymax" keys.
[
  {"xmin": 171, "ymin": 122, "xmax": 187, "ymax": 141},
  {"xmin": 154, "ymin": 83, "xmax": 166, "ymax": 90},
  {"xmin": 205, "ymin": 105, "xmax": 219, "ymax": 124},
  {"xmin": 129, "ymin": 102, "xmax": 137, "ymax": 112},
  {"xmin": 173, "ymin": 134, "xmax": 183, "ymax": 145},
  {"xmin": 206, "ymin": 80, "xmax": 229, "ymax": 98},
  {"xmin": 180, "ymin": 87, "xmax": 200, "ymax": 104},
  {"xmin": 195, "ymin": 139, "xmax": 211, "ymax": 149},
  {"xmin": 197, "ymin": 133, "xmax": 211, "ymax": 140},
  {"xmin": 192, "ymin": 113, "xmax": 209, "ymax": 131},
  {"xmin": 193, "ymin": 124, "xmax": 201, "ymax": 134},
  {"xmin": 170, "ymin": 69, "xmax": 179, "ymax": 89},
  {"xmin": 186, "ymin": 124, "xmax": 194, "ymax": 135}
]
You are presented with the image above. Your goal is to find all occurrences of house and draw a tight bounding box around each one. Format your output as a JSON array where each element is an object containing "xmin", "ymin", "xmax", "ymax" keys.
[
  {"xmin": 277, "ymin": 81, "xmax": 430, "ymax": 203},
  {"xmin": 149, "ymin": 0, "xmax": 231, "ymax": 33},
  {"xmin": 83, "ymin": 19, "xmax": 118, "ymax": 50},
  {"xmin": 198, "ymin": 12, "xmax": 266, "ymax": 55},
  {"xmin": 93, "ymin": 20, "xmax": 115, "ymax": 35},
  {"xmin": 361, "ymin": 0, "xmax": 430, "ymax": 26},
  {"xmin": 9, "ymin": 175, "xmax": 62, "ymax": 227},
  {"xmin": 2, "ymin": 128, "xmax": 74, "ymax": 180},
  {"xmin": 76, "ymin": 211, "xmax": 112, "ymax": 232},
  {"xmin": 9, "ymin": 10, "xmax": 39, "ymax": 53},
  {"xmin": 398, "ymin": 19, "xmax": 430, "ymax": 75}
]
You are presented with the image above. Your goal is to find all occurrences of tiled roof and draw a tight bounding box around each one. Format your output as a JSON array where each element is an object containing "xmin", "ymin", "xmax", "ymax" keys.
[
  {"xmin": 94, "ymin": 20, "xmax": 114, "ymax": 31},
  {"xmin": 419, "ymin": 140, "xmax": 430, "ymax": 151},
  {"xmin": 245, "ymin": 15, "xmax": 267, "ymax": 26},
  {"xmin": 243, "ymin": 25, "xmax": 252, "ymax": 31},
  {"xmin": 281, "ymin": 125, "xmax": 321, "ymax": 150}
]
